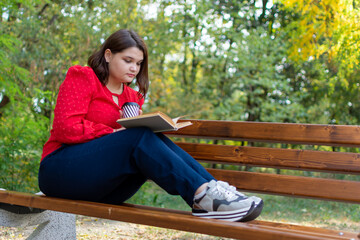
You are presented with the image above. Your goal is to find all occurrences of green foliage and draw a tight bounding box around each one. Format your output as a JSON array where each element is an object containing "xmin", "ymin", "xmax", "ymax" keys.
[
  {"xmin": 1, "ymin": 0, "xmax": 359, "ymax": 199},
  {"xmin": 0, "ymin": 34, "xmax": 48, "ymax": 192},
  {"xmin": 277, "ymin": 0, "xmax": 360, "ymax": 124}
]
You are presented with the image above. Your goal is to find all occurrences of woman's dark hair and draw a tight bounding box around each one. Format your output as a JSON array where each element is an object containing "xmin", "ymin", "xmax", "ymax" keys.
[{"xmin": 88, "ymin": 29, "xmax": 149, "ymax": 98}]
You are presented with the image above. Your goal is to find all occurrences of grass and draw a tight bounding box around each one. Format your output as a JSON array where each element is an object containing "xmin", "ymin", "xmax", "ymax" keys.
[{"xmin": 126, "ymin": 181, "xmax": 360, "ymax": 233}]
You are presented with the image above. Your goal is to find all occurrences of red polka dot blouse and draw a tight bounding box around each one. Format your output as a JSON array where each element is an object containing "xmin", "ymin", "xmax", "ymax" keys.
[{"xmin": 41, "ymin": 65, "xmax": 144, "ymax": 161}]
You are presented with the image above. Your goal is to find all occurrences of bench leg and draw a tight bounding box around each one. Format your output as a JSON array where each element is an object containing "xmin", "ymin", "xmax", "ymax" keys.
[{"xmin": 0, "ymin": 209, "xmax": 76, "ymax": 240}]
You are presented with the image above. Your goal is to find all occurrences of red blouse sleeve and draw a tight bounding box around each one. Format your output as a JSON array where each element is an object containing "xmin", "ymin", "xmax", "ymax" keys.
[{"xmin": 51, "ymin": 66, "xmax": 113, "ymax": 144}]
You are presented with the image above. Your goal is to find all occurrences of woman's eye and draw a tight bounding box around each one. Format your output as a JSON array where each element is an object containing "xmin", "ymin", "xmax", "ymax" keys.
[{"xmin": 124, "ymin": 59, "xmax": 131, "ymax": 63}]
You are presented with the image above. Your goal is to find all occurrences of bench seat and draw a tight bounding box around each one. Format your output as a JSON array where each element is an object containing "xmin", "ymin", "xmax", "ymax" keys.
[
  {"xmin": 0, "ymin": 190, "xmax": 357, "ymax": 240},
  {"xmin": 1, "ymin": 119, "xmax": 360, "ymax": 239}
]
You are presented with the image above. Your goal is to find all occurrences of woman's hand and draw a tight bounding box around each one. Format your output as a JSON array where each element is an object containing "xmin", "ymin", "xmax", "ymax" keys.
[
  {"xmin": 119, "ymin": 109, "xmax": 143, "ymax": 118},
  {"xmin": 114, "ymin": 109, "xmax": 141, "ymax": 133},
  {"xmin": 113, "ymin": 127, "xmax": 126, "ymax": 133}
]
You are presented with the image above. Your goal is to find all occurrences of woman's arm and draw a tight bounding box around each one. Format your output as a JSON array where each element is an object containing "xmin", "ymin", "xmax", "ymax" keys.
[{"xmin": 51, "ymin": 66, "xmax": 113, "ymax": 144}]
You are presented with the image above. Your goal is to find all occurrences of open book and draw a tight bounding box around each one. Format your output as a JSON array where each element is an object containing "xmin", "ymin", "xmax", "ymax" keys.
[{"xmin": 116, "ymin": 111, "xmax": 192, "ymax": 132}]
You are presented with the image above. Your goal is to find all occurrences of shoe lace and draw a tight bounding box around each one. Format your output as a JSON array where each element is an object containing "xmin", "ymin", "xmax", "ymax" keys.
[
  {"xmin": 217, "ymin": 181, "xmax": 246, "ymax": 197},
  {"xmin": 208, "ymin": 184, "xmax": 238, "ymax": 201}
]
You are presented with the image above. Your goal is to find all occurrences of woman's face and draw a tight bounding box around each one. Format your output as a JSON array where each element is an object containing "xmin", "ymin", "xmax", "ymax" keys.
[{"xmin": 105, "ymin": 47, "xmax": 144, "ymax": 84}]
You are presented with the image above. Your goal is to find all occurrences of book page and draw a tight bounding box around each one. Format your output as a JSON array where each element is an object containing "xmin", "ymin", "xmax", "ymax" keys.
[
  {"xmin": 116, "ymin": 111, "xmax": 192, "ymax": 132},
  {"xmin": 172, "ymin": 117, "xmax": 181, "ymax": 124},
  {"xmin": 175, "ymin": 121, "xmax": 192, "ymax": 129},
  {"xmin": 117, "ymin": 114, "xmax": 175, "ymax": 132}
]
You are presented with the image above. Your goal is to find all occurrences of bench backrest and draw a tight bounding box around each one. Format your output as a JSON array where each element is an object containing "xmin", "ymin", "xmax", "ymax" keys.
[{"xmin": 167, "ymin": 120, "xmax": 360, "ymax": 204}]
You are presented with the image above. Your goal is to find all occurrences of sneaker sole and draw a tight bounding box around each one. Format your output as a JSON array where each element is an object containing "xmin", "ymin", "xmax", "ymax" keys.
[
  {"xmin": 239, "ymin": 200, "xmax": 264, "ymax": 222},
  {"xmin": 192, "ymin": 202, "xmax": 255, "ymax": 222}
]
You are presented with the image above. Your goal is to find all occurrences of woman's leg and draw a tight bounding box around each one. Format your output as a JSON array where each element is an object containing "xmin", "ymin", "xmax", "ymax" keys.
[
  {"xmin": 130, "ymin": 128, "xmax": 211, "ymax": 205},
  {"xmin": 156, "ymin": 133, "xmax": 215, "ymax": 182},
  {"xmin": 99, "ymin": 133, "xmax": 215, "ymax": 204},
  {"xmin": 99, "ymin": 173, "xmax": 147, "ymax": 204},
  {"xmin": 39, "ymin": 127, "xmax": 209, "ymax": 206}
]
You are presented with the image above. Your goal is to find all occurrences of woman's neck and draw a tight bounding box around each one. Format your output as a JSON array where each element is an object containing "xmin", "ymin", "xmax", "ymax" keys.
[{"xmin": 106, "ymin": 81, "xmax": 124, "ymax": 95}]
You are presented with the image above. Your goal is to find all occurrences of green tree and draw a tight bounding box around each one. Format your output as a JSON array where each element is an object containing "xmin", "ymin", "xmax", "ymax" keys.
[
  {"xmin": 277, "ymin": 0, "xmax": 360, "ymax": 124},
  {"xmin": 0, "ymin": 33, "xmax": 48, "ymax": 191}
]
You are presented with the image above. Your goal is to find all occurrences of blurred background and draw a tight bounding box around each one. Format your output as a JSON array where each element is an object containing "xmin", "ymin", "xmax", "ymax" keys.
[{"xmin": 0, "ymin": 1, "xmax": 359, "ymax": 231}]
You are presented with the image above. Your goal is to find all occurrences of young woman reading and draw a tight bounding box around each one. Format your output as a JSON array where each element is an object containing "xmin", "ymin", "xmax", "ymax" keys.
[{"xmin": 38, "ymin": 29, "xmax": 263, "ymax": 222}]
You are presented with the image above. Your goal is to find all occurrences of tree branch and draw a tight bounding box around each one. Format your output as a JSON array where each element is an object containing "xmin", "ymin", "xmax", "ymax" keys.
[
  {"xmin": 0, "ymin": 95, "xmax": 10, "ymax": 118},
  {"xmin": 38, "ymin": 3, "xmax": 49, "ymax": 17}
]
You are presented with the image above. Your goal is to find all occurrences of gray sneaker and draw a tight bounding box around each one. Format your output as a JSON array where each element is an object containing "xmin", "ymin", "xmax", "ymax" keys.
[
  {"xmin": 216, "ymin": 180, "xmax": 263, "ymax": 222},
  {"xmin": 192, "ymin": 180, "xmax": 255, "ymax": 222}
]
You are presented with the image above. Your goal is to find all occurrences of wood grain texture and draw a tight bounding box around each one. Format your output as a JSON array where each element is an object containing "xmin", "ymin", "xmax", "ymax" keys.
[
  {"xmin": 207, "ymin": 169, "xmax": 360, "ymax": 203},
  {"xmin": 3, "ymin": 120, "xmax": 360, "ymax": 239},
  {"xmin": 0, "ymin": 190, "xmax": 356, "ymax": 240},
  {"xmin": 167, "ymin": 120, "xmax": 360, "ymax": 147},
  {"xmin": 176, "ymin": 142, "xmax": 360, "ymax": 174}
]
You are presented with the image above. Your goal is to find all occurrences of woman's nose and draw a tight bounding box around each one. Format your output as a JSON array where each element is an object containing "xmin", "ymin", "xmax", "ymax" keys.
[{"xmin": 129, "ymin": 64, "xmax": 137, "ymax": 72}]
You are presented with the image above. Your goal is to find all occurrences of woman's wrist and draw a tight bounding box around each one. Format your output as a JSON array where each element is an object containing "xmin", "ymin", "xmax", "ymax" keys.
[{"xmin": 113, "ymin": 127, "xmax": 126, "ymax": 133}]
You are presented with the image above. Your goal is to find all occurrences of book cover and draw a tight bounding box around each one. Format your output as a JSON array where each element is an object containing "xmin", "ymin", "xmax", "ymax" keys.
[{"xmin": 116, "ymin": 111, "xmax": 192, "ymax": 132}]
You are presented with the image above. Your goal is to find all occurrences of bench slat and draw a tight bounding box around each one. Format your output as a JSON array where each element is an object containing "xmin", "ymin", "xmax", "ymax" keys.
[
  {"xmin": 176, "ymin": 142, "xmax": 360, "ymax": 174},
  {"xmin": 168, "ymin": 120, "xmax": 360, "ymax": 147},
  {"xmin": 0, "ymin": 190, "xmax": 355, "ymax": 240},
  {"xmin": 125, "ymin": 203, "xmax": 357, "ymax": 240},
  {"xmin": 208, "ymin": 169, "xmax": 360, "ymax": 203}
]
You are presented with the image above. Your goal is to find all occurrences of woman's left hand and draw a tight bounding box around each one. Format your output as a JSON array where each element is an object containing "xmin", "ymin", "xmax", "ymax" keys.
[
  {"xmin": 114, "ymin": 109, "xmax": 142, "ymax": 133},
  {"xmin": 113, "ymin": 127, "xmax": 126, "ymax": 133}
]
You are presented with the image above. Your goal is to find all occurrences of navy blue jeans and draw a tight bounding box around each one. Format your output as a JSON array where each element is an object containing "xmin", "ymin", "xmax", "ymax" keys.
[{"xmin": 38, "ymin": 127, "xmax": 215, "ymax": 207}]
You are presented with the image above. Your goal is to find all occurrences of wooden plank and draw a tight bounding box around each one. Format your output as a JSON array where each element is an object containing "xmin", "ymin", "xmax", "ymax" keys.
[
  {"xmin": 248, "ymin": 220, "xmax": 359, "ymax": 240},
  {"xmin": 124, "ymin": 204, "xmax": 358, "ymax": 240},
  {"xmin": 0, "ymin": 190, "xmax": 356, "ymax": 240},
  {"xmin": 167, "ymin": 120, "xmax": 360, "ymax": 147},
  {"xmin": 176, "ymin": 142, "xmax": 360, "ymax": 174},
  {"xmin": 207, "ymin": 169, "xmax": 360, "ymax": 203}
]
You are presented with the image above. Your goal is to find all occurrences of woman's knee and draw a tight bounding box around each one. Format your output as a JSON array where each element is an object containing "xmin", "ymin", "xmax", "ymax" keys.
[
  {"xmin": 111, "ymin": 127, "xmax": 154, "ymax": 144},
  {"xmin": 126, "ymin": 127, "xmax": 153, "ymax": 134},
  {"xmin": 124, "ymin": 127, "xmax": 156, "ymax": 140}
]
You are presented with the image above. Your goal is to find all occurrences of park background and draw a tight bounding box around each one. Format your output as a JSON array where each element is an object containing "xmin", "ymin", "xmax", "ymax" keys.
[{"xmin": 0, "ymin": 0, "xmax": 359, "ymax": 237}]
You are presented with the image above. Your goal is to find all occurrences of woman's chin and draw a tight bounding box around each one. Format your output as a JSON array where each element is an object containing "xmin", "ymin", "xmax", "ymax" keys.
[{"xmin": 120, "ymin": 79, "xmax": 134, "ymax": 84}]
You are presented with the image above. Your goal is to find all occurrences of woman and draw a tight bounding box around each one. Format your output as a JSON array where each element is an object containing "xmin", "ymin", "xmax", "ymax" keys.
[{"xmin": 38, "ymin": 29, "xmax": 263, "ymax": 222}]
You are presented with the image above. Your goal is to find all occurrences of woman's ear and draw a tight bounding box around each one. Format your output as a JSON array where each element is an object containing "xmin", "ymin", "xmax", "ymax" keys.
[{"xmin": 104, "ymin": 49, "xmax": 112, "ymax": 63}]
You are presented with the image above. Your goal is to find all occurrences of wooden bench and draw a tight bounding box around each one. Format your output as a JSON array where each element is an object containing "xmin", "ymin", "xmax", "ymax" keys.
[{"xmin": 1, "ymin": 120, "xmax": 360, "ymax": 240}]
